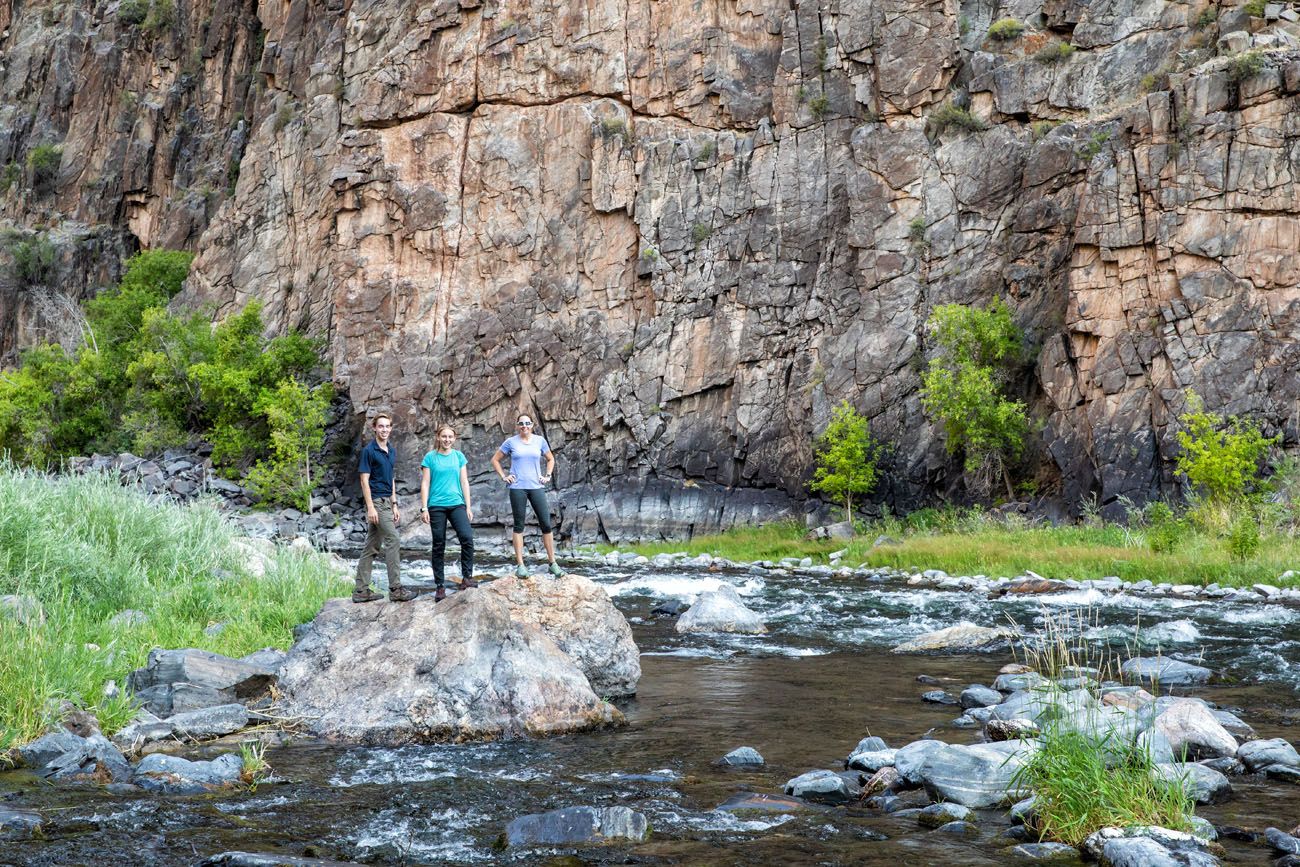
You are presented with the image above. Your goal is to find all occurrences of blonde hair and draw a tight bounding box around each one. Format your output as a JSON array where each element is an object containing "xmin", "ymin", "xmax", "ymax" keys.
[{"xmin": 435, "ymin": 424, "xmax": 456, "ymax": 438}]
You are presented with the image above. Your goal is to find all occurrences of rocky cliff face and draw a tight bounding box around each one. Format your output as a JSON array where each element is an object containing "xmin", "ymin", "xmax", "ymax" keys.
[{"xmin": 2, "ymin": 0, "xmax": 1298, "ymax": 536}]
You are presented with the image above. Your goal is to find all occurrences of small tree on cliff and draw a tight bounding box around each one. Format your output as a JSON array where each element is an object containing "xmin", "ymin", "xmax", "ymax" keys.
[
  {"xmin": 810, "ymin": 401, "xmax": 882, "ymax": 518},
  {"xmin": 920, "ymin": 299, "xmax": 1029, "ymax": 500},
  {"xmin": 1175, "ymin": 391, "xmax": 1276, "ymax": 509}
]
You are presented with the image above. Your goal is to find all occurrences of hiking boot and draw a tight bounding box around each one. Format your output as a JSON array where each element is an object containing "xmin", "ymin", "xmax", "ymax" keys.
[
  {"xmin": 547, "ymin": 561, "xmax": 564, "ymax": 577},
  {"xmin": 388, "ymin": 586, "xmax": 418, "ymax": 602},
  {"xmin": 460, "ymin": 576, "xmax": 479, "ymax": 589},
  {"xmin": 515, "ymin": 564, "xmax": 529, "ymax": 579},
  {"xmin": 352, "ymin": 588, "xmax": 383, "ymax": 603},
  {"xmin": 434, "ymin": 585, "xmax": 447, "ymax": 602}
]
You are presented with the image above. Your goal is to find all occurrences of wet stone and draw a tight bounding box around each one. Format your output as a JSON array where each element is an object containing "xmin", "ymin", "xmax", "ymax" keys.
[
  {"xmin": 846, "ymin": 748, "xmax": 897, "ymax": 772},
  {"xmin": 1266, "ymin": 828, "xmax": 1300, "ymax": 855},
  {"xmin": 716, "ymin": 792, "xmax": 809, "ymax": 813},
  {"xmin": 917, "ymin": 801, "xmax": 972, "ymax": 827},
  {"xmin": 1152, "ymin": 762, "xmax": 1231, "ymax": 804},
  {"xmin": 921, "ymin": 689, "xmax": 958, "ymax": 705},
  {"xmin": 1121, "ymin": 657, "xmax": 1211, "ymax": 687},
  {"xmin": 961, "ymin": 684, "xmax": 1002, "ymax": 708},
  {"xmin": 1237, "ymin": 737, "xmax": 1300, "ymax": 772},
  {"xmin": 1009, "ymin": 842, "xmax": 1082, "ymax": 861},
  {"xmin": 0, "ymin": 807, "xmax": 42, "ymax": 840},
  {"xmin": 504, "ymin": 805, "xmax": 650, "ymax": 846},
  {"xmin": 133, "ymin": 752, "xmax": 244, "ymax": 794},
  {"xmin": 197, "ymin": 853, "xmax": 364, "ymax": 866},
  {"xmin": 784, "ymin": 769, "xmax": 861, "ymax": 804},
  {"xmin": 716, "ymin": 746, "xmax": 764, "ymax": 766},
  {"xmin": 166, "ymin": 703, "xmax": 250, "ymax": 740}
]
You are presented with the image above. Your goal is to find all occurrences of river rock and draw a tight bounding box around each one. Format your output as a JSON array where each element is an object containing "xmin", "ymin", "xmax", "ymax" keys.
[
  {"xmin": 994, "ymin": 671, "xmax": 1048, "ymax": 692},
  {"xmin": 784, "ymin": 769, "xmax": 861, "ymax": 804},
  {"xmin": 133, "ymin": 752, "xmax": 245, "ymax": 794},
  {"xmin": 1153, "ymin": 699, "xmax": 1238, "ymax": 760},
  {"xmin": 0, "ymin": 594, "xmax": 44, "ymax": 626},
  {"xmin": 915, "ymin": 741, "xmax": 1034, "ymax": 808},
  {"xmin": 1152, "ymin": 762, "xmax": 1231, "ymax": 804},
  {"xmin": 1008, "ymin": 842, "xmax": 1081, "ymax": 861},
  {"xmin": 504, "ymin": 805, "xmax": 650, "ymax": 846},
  {"xmin": 197, "ymin": 853, "xmax": 364, "ymax": 866},
  {"xmin": 918, "ymin": 801, "xmax": 972, "ymax": 827},
  {"xmin": 1265, "ymin": 764, "xmax": 1300, "ymax": 783},
  {"xmin": 847, "ymin": 748, "xmax": 897, "ymax": 772},
  {"xmin": 1266, "ymin": 828, "xmax": 1300, "ymax": 855},
  {"xmin": 961, "ymin": 684, "xmax": 1002, "ymax": 708},
  {"xmin": 862, "ymin": 765, "xmax": 902, "ymax": 795},
  {"xmin": 1237, "ymin": 737, "xmax": 1300, "ymax": 772},
  {"xmin": 279, "ymin": 593, "xmax": 621, "ymax": 744},
  {"xmin": 892, "ymin": 622, "xmax": 1016, "ymax": 653},
  {"xmin": 484, "ymin": 574, "xmax": 641, "ymax": 695},
  {"xmin": 1082, "ymin": 826, "xmax": 1218, "ymax": 867},
  {"xmin": 18, "ymin": 729, "xmax": 87, "ymax": 768},
  {"xmin": 894, "ymin": 739, "xmax": 945, "ymax": 784},
  {"xmin": 240, "ymin": 648, "xmax": 288, "ymax": 675},
  {"xmin": 987, "ymin": 718, "xmax": 1040, "ymax": 741},
  {"xmin": 127, "ymin": 648, "xmax": 276, "ymax": 716},
  {"xmin": 717, "ymin": 746, "xmax": 764, "ymax": 766},
  {"xmin": 1102, "ymin": 686, "xmax": 1155, "ymax": 711},
  {"xmin": 1121, "ymin": 657, "xmax": 1212, "ymax": 687},
  {"xmin": 675, "ymin": 584, "xmax": 766, "ymax": 634},
  {"xmin": 1198, "ymin": 756, "xmax": 1244, "ymax": 776},
  {"xmin": 0, "ymin": 807, "xmax": 42, "ymax": 840},
  {"xmin": 1210, "ymin": 709, "xmax": 1254, "ymax": 742},
  {"xmin": 921, "ymin": 689, "xmax": 958, "ymax": 705},
  {"xmin": 716, "ymin": 792, "xmax": 811, "ymax": 813},
  {"xmin": 20, "ymin": 730, "xmax": 131, "ymax": 784},
  {"xmin": 166, "ymin": 704, "xmax": 250, "ymax": 740}
]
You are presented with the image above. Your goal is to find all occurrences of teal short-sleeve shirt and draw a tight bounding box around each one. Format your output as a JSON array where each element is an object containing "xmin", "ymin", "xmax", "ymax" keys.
[{"xmin": 421, "ymin": 449, "xmax": 467, "ymax": 507}]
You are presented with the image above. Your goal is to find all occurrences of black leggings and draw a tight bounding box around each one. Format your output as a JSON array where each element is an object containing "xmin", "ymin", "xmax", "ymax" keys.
[
  {"xmin": 509, "ymin": 488, "xmax": 553, "ymax": 534},
  {"xmin": 428, "ymin": 505, "xmax": 474, "ymax": 586}
]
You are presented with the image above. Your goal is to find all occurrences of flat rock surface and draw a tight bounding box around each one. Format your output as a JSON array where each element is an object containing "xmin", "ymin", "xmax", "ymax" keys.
[
  {"xmin": 505, "ymin": 805, "xmax": 649, "ymax": 846},
  {"xmin": 893, "ymin": 623, "xmax": 1016, "ymax": 653},
  {"xmin": 278, "ymin": 592, "xmax": 623, "ymax": 744}
]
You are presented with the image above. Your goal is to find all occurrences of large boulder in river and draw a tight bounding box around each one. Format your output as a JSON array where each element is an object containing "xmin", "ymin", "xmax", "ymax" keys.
[
  {"xmin": 278, "ymin": 591, "xmax": 623, "ymax": 744},
  {"xmin": 126, "ymin": 648, "xmax": 276, "ymax": 716},
  {"xmin": 914, "ymin": 741, "xmax": 1036, "ymax": 808},
  {"xmin": 892, "ymin": 622, "xmax": 1016, "ymax": 654},
  {"xmin": 484, "ymin": 574, "xmax": 640, "ymax": 696},
  {"xmin": 1153, "ymin": 699, "xmax": 1238, "ymax": 760},
  {"xmin": 675, "ymin": 585, "xmax": 767, "ymax": 634}
]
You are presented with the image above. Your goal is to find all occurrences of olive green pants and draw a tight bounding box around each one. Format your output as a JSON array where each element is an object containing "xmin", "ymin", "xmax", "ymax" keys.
[{"xmin": 354, "ymin": 497, "xmax": 402, "ymax": 592}]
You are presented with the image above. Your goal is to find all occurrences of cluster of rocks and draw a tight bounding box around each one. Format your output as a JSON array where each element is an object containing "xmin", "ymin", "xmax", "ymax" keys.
[{"xmin": 773, "ymin": 656, "xmax": 1300, "ymax": 864}]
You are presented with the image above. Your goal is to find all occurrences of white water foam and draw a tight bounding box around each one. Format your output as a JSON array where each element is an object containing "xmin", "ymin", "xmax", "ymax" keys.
[
  {"xmin": 1222, "ymin": 605, "xmax": 1299, "ymax": 625},
  {"xmin": 602, "ymin": 574, "xmax": 766, "ymax": 600},
  {"xmin": 351, "ymin": 806, "xmax": 492, "ymax": 863}
]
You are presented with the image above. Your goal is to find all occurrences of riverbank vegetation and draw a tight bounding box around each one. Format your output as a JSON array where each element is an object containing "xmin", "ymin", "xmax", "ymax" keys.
[
  {"xmin": 616, "ymin": 508, "xmax": 1300, "ymax": 588},
  {"xmin": 0, "ymin": 466, "xmax": 347, "ymax": 748},
  {"xmin": 0, "ymin": 249, "xmax": 332, "ymax": 508}
]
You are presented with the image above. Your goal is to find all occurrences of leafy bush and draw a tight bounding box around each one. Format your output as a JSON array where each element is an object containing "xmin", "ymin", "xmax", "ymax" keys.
[
  {"xmin": 1226, "ymin": 509, "xmax": 1261, "ymax": 560},
  {"xmin": 25, "ymin": 144, "xmax": 62, "ymax": 194},
  {"xmin": 118, "ymin": 0, "xmax": 149, "ymax": 25},
  {"xmin": 143, "ymin": 0, "xmax": 175, "ymax": 36},
  {"xmin": 0, "ymin": 250, "xmax": 329, "ymax": 506},
  {"xmin": 929, "ymin": 101, "xmax": 987, "ymax": 134},
  {"xmin": 1174, "ymin": 394, "xmax": 1275, "ymax": 504},
  {"xmin": 1034, "ymin": 41, "xmax": 1075, "ymax": 63},
  {"xmin": 1143, "ymin": 501, "xmax": 1184, "ymax": 554},
  {"xmin": 0, "ymin": 162, "xmax": 19, "ymax": 194},
  {"xmin": 1227, "ymin": 50, "xmax": 1265, "ymax": 83},
  {"xmin": 1078, "ymin": 129, "xmax": 1112, "ymax": 160},
  {"xmin": 3, "ymin": 232, "xmax": 57, "ymax": 286},
  {"xmin": 809, "ymin": 400, "xmax": 882, "ymax": 517},
  {"xmin": 988, "ymin": 17, "xmax": 1026, "ymax": 40},
  {"xmin": 1244, "ymin": 0, "xmax": 1267, "ymax": 16},
  {"xmin": 920, "ymin": 299, "xmax": 1029, "ymax": 498},
  {"xmin": 1195, "ymin": 5, "xmax": 1218, "ymax": 28}
]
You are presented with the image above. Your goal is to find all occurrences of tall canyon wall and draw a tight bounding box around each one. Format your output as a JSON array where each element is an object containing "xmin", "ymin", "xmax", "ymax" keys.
[{"xmin": 2, "ymin": 0, "xmax": 1298, "ymax": 537}]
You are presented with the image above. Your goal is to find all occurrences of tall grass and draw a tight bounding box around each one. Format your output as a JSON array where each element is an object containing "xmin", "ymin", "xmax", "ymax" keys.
[
  {"xmin": 614, "ymin": 510, "xmax": 1300, "ymax": 588},
  {"xmin": 0, "ymin": 465, "xmax": 348, "ymax": 747},
  {"xmin": 1008, "ymin": 608, "xmax": 1195, "ymax": 846}
]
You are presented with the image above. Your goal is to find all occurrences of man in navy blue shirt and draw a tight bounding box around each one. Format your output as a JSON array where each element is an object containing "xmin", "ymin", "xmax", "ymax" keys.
[{"xmin": 353, "ymin": 413, "xmax": 416, "ymax": 602}]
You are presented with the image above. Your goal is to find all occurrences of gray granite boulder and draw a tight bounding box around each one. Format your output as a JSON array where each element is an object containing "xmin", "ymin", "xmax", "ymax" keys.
[
  {"xmin": 1237, "ymin": 738, "xmax": 1300, "ymax": 772},
  {"xmin": 675, "ymin": 585, "xmax": 767, "ymax": 634},
  {"xmin": 1008, "ymin": 842, "xmax": 1082, "ymax": 861},
  {"xmin": 1083, "ymin": 826, "xmax": 1219, "ymax": 867},
  {"xmin": 127, "ymin": 648, "xmax": 276, "ymax": 716},
  {"xmin": 961, "ymin": 684, "xmax": 1002, "ymax": 708},
  {"xmin": 915, "ymin": 741, "xmax": 1035, "ymax": 808},
  {"xmin": 893, "ymin": 739, "xmax": 945, "ymax": 784},
  {"xmin": 716, "ymin": 746, "xmax": 764, "ymax": 766},
  {"xmin": 918, "ymin": 801, "xmax": 972, "ymax": 827},
  {"xmin": 846, "ymin": 747, "xmax": 897, "ymax": 772},
  {"xmin": 166, "ymin": 703, "xmax": 251, "ymax": 740},
  {"xmin": 784, "ymin": 769, "xmax": 861, "ymax": 804},
  {"xmin": 1153, "ymin": 699, "xmax": 1238, "ymax": 760},
  {"xmin": 1121, "ymin": 658, "xmax": 1211, "ymax": 688},
  {"xmin": 892, "ymin": 622, "xmax": 1016, "ymax": 653},
  {"xmin": 133, "ymin": 752, "xmax": 245, "ymax": 794},
  {"xmin": 1152, "ymin": 762, "xmax": 1231, "ymax": 804},
  {"xmin": 504, "ymin": 805, "xmax": 649, "ymax": 846},
  {"xmin": 20, "ymin": 731, "xmax": 130, "ymax": 784}
]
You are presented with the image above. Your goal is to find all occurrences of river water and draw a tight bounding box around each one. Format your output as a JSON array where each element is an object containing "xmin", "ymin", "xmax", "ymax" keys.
[{"xmin": 6, "ymin": 555, "xmax": 1300, "ymax": 865}]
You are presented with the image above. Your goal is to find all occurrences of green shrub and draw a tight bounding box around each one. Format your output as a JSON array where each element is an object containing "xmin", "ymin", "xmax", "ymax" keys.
[
  {"xmin": 3, "ymin": 232, "xmax": 57, "ymax": 287},
  {"xmin": 1244, "ymin": 0, "xmax": 1267, "ymax": 16},
  {"xmin": 920, "ymin": 299, "xmax": 1029, "ymax": 498},
  {"xmin": 988, "ymin": 17, "xmax": 1026, "ymax": 40},
  {"xmin": 1195, "ymin": 5, "xmax": 1218, "ymax": 28},
  {"xmin": 809, "ymin": 400, "xmax": 882, "ymax": 517},
  {"xmin": 1226, "ymin": 509, "xmax": 1261, "ymax": 560},
  {"xmin": 1078, "ymin": 129, "xmax": 1112, "ymax": 160},
  {"xmin": 1144, "ymin": 501, "xmax": 1184, "ymax": 554},
  {"xmin": 0, "ymin": 162, "xmax": 19, "ymax": 194},
  {"xmin": 118, "ymin": 0, "xmax": 148, "ymax": 26},
  {"xmin": 1227, "ymin": 50, "xmax": 1265, "ymax": 83},
  {"xmin": 930, "ymin": 101, "xmax": 987, "ymax": 134},
  {"xmin": 1034, "ymin": 41, "xmax": 1075, "ymax": 63},
  {"xmin": 25, "ymin": 144, "xmax": 62, "ymax": 194},
  {"xmin": 691, "ymin": 223, "xmax": 712, "ymax": 245},
  {"xmin": 245, "ymin": 378, "xmax": 334, "ymax": 510},
  {"xmin": 142, "ymin": 0, "xmax": 175, "ymax": 36},
  {"xmin": 1031, "ymin": 120, "xmax": 1061, "ymax": 140},
  {"xmin": 808, "ymin": 94, "xmax": 830, "ymax": 118},
  {"xmin": 1174, "ymin": 394, "xmax": 1276, "ymax": 504}
]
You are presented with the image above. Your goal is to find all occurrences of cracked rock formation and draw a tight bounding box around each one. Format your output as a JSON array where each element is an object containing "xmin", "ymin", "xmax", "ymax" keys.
[{"xmin": 2, "ymin": 0, "xmax": 1298, "ymax": 535}]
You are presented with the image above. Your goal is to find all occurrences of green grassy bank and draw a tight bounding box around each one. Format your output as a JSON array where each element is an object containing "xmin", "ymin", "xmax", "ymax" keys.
[
  {"xmin": 0, "ymin": 466, "xmax": 348, "ymax": 748},
  {"xmin": 615, "ymin": 515, "xmax": 1300, "ymax": 588}
]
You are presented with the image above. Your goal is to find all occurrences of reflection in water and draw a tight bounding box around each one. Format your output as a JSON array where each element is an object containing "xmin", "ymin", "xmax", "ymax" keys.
[{"xmin": 5, "ymin": 557, "xmax": 1300, "ymax": 865}]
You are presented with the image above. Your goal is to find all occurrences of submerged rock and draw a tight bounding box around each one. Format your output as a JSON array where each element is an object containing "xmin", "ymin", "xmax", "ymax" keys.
[
  {"xmin": 133, "ymin": 752, "xmax": 244, "ymax": 794},
  {"xmin": 917, "ymin": 802, "xmax": 972, "ymax": 827},
  {"xmin": 716, "ymin": 792, "xmax": 810, "ymax": 813},
  {"xmin": 197, "ymin": 852, "xmax": 362, "ymax": 866},
  {"xmin": 504, "ymin": 805, "xmax": 649, "ymax": 846},
  {"xmin": 716, "ymin": 746, "xmax": 764, "ymax": 766},
  {"xmin": 892, "ymin": 622, "xmax": 1016, "ymax": 654},
  {"xmin": 1082, "ymin": 826, "xmax": 1219, "ymax": 867},
  {"xmin": 675, "ymin": 584, "xmax": 767, "ymax": 634},
  {"xmin": 484, "ymin": 574, "xmax": 641, "ymax": 696},
  {"xmin": 279, "ymin": 592, "xmax": 623, "ymax": 744},
  {"xmin": 0, "ymin": 807, "xmax": 43, "ymax": 840}
]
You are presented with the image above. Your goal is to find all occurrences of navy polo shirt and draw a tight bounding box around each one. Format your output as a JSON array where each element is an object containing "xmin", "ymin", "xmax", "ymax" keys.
[{"xmin": 358, "ymin": 440, "xmax": 396, "ymax": 499}]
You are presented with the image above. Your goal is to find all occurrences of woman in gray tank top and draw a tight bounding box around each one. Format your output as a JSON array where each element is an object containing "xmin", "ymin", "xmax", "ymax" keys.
[{"xmin": 491, "ymin": 414, "xmax": 564, "ymax": 578}]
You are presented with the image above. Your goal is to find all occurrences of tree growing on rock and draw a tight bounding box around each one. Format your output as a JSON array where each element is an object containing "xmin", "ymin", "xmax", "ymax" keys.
[
  {"xmin": 809, "ymin": 400, "xmax": 882, "ymax": 518},
  {"xmin": 919, "ymin": 299, "xmax": 1029, "ymax": 500},
  {"xmin": 245, "ymin": 378, "xmax": 334, "ymax": 512}
]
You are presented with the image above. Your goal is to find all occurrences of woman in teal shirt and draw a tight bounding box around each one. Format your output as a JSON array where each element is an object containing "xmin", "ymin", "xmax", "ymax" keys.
[{"xmin": 419, "ymin": 424, "xmax": 477, "ymax": 601}]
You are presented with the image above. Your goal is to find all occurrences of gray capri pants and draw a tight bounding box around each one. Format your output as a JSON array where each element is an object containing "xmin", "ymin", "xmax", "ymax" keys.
[{"xmin": 509, "ymin": 488, "xmax": 553, "ymax": 533}]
